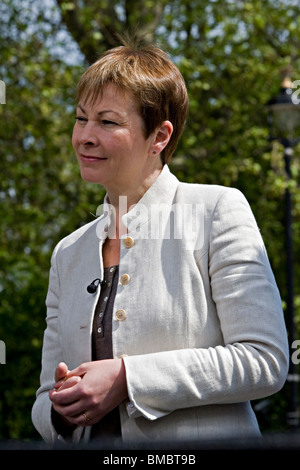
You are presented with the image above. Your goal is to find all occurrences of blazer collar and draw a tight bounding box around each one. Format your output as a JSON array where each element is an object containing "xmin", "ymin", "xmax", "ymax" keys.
[
  {"xmin": 97, "ymin": 165, "xmax": 179, "ymax": 239},
  {"xmin": 122, "ymin": 165, "xmax": 179, "ymax": 230}
]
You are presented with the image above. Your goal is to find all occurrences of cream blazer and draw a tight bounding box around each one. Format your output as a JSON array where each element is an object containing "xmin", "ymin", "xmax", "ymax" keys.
[{"xmin": 32, "ymin": 165, "xmax": 289, "ymax": 444}]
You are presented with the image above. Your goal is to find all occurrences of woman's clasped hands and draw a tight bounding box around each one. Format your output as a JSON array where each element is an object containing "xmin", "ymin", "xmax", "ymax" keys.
[{"xmin": 49, "ymin": 359, "xmax": 128, "ymax": 427}]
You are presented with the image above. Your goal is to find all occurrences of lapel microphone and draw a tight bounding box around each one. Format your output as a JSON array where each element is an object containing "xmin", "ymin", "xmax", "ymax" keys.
[{"xmin": 87, "ymin": 278, "xmax": 106, "ymax": 294}]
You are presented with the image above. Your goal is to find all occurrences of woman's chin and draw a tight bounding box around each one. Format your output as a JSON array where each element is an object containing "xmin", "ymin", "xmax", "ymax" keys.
[{"xmin": 79, "ymin": 169, "xmax": 105, "ymax": 185}]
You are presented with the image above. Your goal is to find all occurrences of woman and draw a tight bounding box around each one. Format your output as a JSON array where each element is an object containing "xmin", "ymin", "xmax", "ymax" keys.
[{"xmin": 32, "ymin": 38, "xmax": 289, "ymax": 445}]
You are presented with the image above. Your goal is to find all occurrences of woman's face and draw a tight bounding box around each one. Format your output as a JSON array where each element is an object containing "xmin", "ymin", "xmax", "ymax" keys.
[{"xmin": 72, "ymin": 84, "xmax": 157, "ymax": 192}]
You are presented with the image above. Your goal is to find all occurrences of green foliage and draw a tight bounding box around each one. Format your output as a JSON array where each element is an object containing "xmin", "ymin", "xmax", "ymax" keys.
[{"xmin": 1, "ymin": 0, "xmax": 300, "ymax": 440}]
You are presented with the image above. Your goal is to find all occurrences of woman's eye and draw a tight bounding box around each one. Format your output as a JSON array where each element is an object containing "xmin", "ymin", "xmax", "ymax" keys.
[
  {"xmin": 103, "ymin": 120, "xmax": 117, "ymax": 126},
  {"xmin": 75, "ymin": 116, "xmax": 87, "ymax": 123},
  {"xmin": 74, "ymin": 117, "xmax": 118, "ymax": 126}
]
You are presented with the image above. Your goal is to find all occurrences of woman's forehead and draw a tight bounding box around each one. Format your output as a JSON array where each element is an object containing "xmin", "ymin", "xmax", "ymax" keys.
[{"xmin": 78, "ymin": 83, "xmax": 140, "ymax": 114}]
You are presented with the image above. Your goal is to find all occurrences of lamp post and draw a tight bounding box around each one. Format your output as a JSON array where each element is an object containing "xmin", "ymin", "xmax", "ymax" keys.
[{"xmin": 266, "ymin": 75, "xmax": 300, "ymax": 431}]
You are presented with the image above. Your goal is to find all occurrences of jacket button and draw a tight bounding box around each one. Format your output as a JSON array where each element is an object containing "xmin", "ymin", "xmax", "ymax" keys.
[
  {"xmin": 115, "ymin": 309, "xmax": 127, "ymax": 321},
  {"xmin": 123, "ymin": 236, "xmax": 134, "ymax": 248},
  {"xmin": 120, "ymin": 273, "xmax": 130, "ymax": 285}
]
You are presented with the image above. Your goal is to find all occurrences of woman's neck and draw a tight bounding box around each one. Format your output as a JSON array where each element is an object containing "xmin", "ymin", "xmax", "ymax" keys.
[{"xmin": 106, "ymin": 166, "xmax": 162, "ymax": 223}]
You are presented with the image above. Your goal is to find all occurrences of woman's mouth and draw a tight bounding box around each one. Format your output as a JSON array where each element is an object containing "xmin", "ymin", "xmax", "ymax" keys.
[{"xmin": 80, "ymin": 154, "xmax": 107, "ymax": 162}]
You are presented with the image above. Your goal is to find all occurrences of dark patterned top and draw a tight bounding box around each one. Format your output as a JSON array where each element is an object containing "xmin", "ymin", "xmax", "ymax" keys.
[{"xmin": 90, "ymin": 265, "xmax": 121, "ymax": 441}]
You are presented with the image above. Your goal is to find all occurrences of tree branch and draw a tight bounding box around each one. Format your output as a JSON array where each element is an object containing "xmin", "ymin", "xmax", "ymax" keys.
[{"xmin": 56, "ymin": 0, "xmax": 166, "ymax": 64}]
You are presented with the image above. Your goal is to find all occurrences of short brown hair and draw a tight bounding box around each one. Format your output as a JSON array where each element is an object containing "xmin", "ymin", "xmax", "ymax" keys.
[{"xmin": 75, "ymin": 38, "xmax": 189, "ymax": 164}]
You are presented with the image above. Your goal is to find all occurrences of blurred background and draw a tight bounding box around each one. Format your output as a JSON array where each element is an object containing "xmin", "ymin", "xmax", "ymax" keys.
[{"xmin": 0, "ymin": 0, "xmax": 300, "ymax": 442}]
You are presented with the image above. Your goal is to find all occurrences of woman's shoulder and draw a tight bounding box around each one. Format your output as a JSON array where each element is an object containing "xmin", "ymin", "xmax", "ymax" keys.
[
  {"xmin": 173, "ymin": 180, "xmax": 254, "ymax": 226},
  {"xmin": 176, "ymin": 179, "xmax": 245, "ymax": 206},
  {"xmin": 52, "ymin": 216, "xmax": 100, "ymax": 254}
]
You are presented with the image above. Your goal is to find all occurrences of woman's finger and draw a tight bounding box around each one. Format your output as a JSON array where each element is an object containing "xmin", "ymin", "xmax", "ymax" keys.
[
  {"xmin": 54, "ymin": 375, "xmax": 82, "ymax": 391},
  {"xmin": 54, "ymin": 362, "xmax": 69, "ymax": 383}
]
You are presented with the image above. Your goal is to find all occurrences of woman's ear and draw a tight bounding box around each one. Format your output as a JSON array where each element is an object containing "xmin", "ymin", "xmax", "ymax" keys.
[{"xmin": 150, "ymin": 121, "xmax": 173, "ymax": 155}]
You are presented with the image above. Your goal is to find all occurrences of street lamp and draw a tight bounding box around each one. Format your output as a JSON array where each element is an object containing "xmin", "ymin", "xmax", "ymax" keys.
[{"xmin": 266, "ymin": 75, "xmax": 300, "ymax": 431}]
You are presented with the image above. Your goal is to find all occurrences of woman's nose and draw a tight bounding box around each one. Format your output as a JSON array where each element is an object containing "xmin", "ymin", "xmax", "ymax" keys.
[{"xmin": 79, "ymin": 123, "xmax": 99, "ymax": 146}]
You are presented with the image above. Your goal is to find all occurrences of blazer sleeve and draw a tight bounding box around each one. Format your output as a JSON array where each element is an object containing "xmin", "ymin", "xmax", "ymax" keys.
[
  {"xmin": 31, "ymin": 242, "xmax": 83, "ymax": 443},
  {"xmin": 31, "ymin": 243, "xmax": 62, "ymax": 442},
  {"xmin": 122, "ymin": 187, "xmax": 289, "ymax": 421}
]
